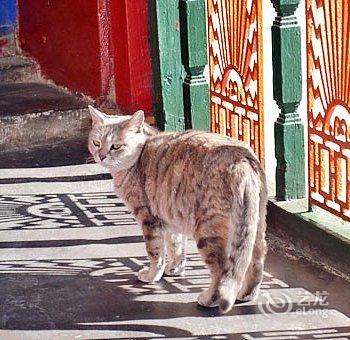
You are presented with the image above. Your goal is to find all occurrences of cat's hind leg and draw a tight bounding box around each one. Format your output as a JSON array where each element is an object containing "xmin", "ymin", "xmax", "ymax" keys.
[
  {"xmin": 194, "ymin": 221, "xmax": 228, "ymax": 308},
  {"xmin": 237, "ymin": 227, "xmax": 267, "ymax": 302},
  {"xmin": 164, "ymin": 231, "xmax": 187, "ymax": 276},
  {"xmin": 138, "ymin": 216, "xmax": 165, "ymax": 283},
  {"xmin": 218, "ymin": 162, "xmax": 262, "ymax": 313}
]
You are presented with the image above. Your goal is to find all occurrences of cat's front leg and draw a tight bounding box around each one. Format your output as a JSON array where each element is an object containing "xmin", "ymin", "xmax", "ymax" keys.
[{"xmin": 138, "ymin": 217, "xmax": 165, "ymax": 283}]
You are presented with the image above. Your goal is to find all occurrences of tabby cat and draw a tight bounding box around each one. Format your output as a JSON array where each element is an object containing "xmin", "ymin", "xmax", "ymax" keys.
[{"xmin": 88, "ymin": 106, "xmax": 267, "ymax": 313}]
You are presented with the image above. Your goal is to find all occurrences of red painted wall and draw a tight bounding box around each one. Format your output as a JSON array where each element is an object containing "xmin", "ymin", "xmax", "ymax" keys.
[
  {"xmin": 110, "ymin": 0, "xmax": 153, "ymax": 115},
  {"xmin": 18, "ymin": 0, "xmax": 103, "ymax": 99},
  {"xmin": 17, "ymin": 0, "xmax": 154, "ymax": 115}
]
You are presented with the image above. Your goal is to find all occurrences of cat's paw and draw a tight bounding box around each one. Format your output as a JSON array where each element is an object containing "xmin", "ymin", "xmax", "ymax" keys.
[
  {"xmin": 165, "ymin": 260, "xmax": 186, "ymax": 277},
  {"xmin": 137, "ymin": 267, "xmax": 163, "ymax": 283},
  {"xmin": 237, "ymin": 287, "xmax": 260, "ymax": 302},
  {"xmin": 197, "ymin": 290, "xmax": 219, "ymax": 308}
]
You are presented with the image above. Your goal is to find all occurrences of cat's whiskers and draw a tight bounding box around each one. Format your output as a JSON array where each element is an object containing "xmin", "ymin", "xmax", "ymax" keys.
[{"xmin": 85, "ymin": 156, "xmax": 96, "ymax": 164}]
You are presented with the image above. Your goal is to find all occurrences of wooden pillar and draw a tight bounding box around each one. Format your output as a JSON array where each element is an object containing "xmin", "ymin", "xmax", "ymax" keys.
[
  {"xmin": 179, "ymin": 0, "xmax": 210, "ymax": 131},
  {"xmin": 271, "ymin": 0, "xmax": 305, "ymax": 200},
  {"xmin": 110, "ymin": 0, "xmax": 153, "ymax": 115},
  {"xmin": 149, "ymin": 0, "xmax": 185, "ymax": 131}
]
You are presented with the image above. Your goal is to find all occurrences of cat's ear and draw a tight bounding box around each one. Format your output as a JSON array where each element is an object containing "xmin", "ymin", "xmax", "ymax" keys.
[
  {"xmin": 88, "ymin": 105, "xmax": 107, "ymax": 125},
  {"xmin": 126, "ymin": 110, "xmax": 145, "ymax": 133}
]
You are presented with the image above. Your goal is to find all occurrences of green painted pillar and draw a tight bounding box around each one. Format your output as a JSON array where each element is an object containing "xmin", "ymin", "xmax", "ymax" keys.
[
  {"xmin": 149, "ymin": 0, "xmax": 185, "ymax": 131},
  {"xmin": 179, "ymin": 0, "xmax": 209, "ymax": 131},
  {"xmin": 271, "ymin": 0, "xmax": 305, "ymax": 200}
]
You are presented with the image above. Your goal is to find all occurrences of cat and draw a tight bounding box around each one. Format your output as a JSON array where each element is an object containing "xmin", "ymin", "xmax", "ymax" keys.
[{"xmin": 88, "ymin": 106, "xmax": 267, "ymax": 314}]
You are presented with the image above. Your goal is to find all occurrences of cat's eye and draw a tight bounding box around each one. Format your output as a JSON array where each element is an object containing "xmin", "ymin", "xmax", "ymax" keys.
[
  {"xmin": 111, "ymin": 143, "xmax": 122, "ymax": 151},
  {"xmin": 93, "ymin": 140, "xmax": 101, "ymax": 147}
]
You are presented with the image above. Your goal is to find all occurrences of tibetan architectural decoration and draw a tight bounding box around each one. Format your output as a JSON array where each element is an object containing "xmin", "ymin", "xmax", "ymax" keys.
[
  {"xmin": 307, "ymin": 0, "xmax": 350, "ymax": 221},
  {"xmin": 207, "ymin": 0, "xmax": 264, "ymax": 162}
]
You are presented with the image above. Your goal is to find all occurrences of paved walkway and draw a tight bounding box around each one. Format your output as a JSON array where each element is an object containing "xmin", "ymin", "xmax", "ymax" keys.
[{"xmin": 0, "ymin": 146, "xmax": 349, "ymax": 339}]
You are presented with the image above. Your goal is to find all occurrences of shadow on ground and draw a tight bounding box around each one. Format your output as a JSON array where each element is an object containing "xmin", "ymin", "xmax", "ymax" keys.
[
  {"xmin": 0, "ymin": 150, "xmax": 349, "ymax": 338},
  {"xmin": 0, "ymin": 252, "xmax": 349, "ymax": 339}
]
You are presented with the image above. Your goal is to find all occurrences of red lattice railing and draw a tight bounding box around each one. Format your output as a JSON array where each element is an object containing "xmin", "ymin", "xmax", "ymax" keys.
[
  {"xmin": 207, "ymin": 0, "xmax": 264, "ymax": 163},
  {"xmin": 307, "ymin": 0, "xmax": 350, "ymax": 221}
]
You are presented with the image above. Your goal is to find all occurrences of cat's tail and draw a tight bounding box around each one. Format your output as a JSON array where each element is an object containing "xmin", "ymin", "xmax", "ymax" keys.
[{"xmin": 218, "ymin": 160, "xmax": 264, "ymax": 314}]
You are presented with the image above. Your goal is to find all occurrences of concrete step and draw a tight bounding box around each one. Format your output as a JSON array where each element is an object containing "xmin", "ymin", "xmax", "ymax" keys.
[
  {"xmin": 0, "ymin": 56, "xmax": 40, "ymax": 83},
  {"xmin": 0, "ymin": 82, "xmax": 91, "ymax": 151},
  {"xmin": 0, "ymin": 136, "xmax": 91, "ymax": 168}
]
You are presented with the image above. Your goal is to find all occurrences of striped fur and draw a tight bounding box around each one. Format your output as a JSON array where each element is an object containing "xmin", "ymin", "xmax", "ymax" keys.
[{"xmin": 88, "ymin": 108, "xmax": 267, "ymax": 314}]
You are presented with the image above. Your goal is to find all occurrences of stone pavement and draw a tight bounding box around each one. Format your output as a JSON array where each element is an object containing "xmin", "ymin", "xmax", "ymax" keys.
[{"xmin": 0, "ymin": 145, "xmax": 350, "ymax": 339}]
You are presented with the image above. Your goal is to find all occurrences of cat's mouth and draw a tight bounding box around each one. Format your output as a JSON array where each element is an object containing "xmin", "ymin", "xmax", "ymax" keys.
[
  {"xmin": 98, "ymin": 158, "xmax": 108, "ymax": 165},
  {"xmin": 86, "ymin": 155, "xmax": 109, "ymax": 167},
  {"xmin": 98, "ymin": 158, "xmax": 114, "ymax": 169}
]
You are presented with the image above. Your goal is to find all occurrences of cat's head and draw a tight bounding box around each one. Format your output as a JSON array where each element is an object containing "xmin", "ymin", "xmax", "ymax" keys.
[{"xmin": 88, "ymin": 106, "xmax": 148, "ymax": 172}]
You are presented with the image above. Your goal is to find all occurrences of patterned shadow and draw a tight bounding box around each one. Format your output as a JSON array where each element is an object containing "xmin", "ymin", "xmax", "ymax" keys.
[{"xmin": 0, "ymin": 192, "xmax": 136, "ymax": 230}]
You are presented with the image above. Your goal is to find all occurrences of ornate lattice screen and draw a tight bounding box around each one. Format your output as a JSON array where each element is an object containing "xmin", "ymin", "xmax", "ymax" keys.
[
  {"xmin": 207, "ymin": 0, "xmax": 264, "ymax": 162},
  {"xmin": 307, "ymin": 0, "xmax": 350, "ymax": 221}
]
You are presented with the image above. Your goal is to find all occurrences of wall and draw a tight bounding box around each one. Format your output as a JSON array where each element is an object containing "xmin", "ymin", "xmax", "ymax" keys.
[
  {"xmin": 18, "ymin": 0, "xmax": 104, "ymax": 100},
  {"xmin": 0, "ymin": 0, "xmax": 17, "ymax": 56},
  {"xmin": 0, "ymin": 0, "xmax": 17, "ymax": 35},
  {"xmin": 17, "ymin": 0, "xmax": 154, "ymax": 113},
  {"xmin": 110, "ymin": 0, "xmax": 153, "ymax": 115}
]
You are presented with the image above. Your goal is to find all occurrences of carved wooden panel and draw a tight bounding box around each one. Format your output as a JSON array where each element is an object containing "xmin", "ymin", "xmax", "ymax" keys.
[
  {"xmin": 307, "ymin": 0, "xmax": 350, "ymax": 220},
  {"xmin": 207, "ymin": 0, "xmax": 264, "ymax": 162}
]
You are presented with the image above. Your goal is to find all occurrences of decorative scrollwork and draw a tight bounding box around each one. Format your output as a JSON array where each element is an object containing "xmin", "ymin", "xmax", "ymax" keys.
[
  {"xmin": 207, "ymin": 0, "xmax": 264, "ymax": 161},
  {"xmin": 307, "ymin": 0, "xmax": 350, "ymax": 220}
]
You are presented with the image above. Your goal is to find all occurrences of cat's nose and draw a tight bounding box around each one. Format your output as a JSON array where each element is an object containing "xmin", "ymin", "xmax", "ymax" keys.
[{"xmin": 99, "ymin": 154, "xmax": 107, "ymax": 161}]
